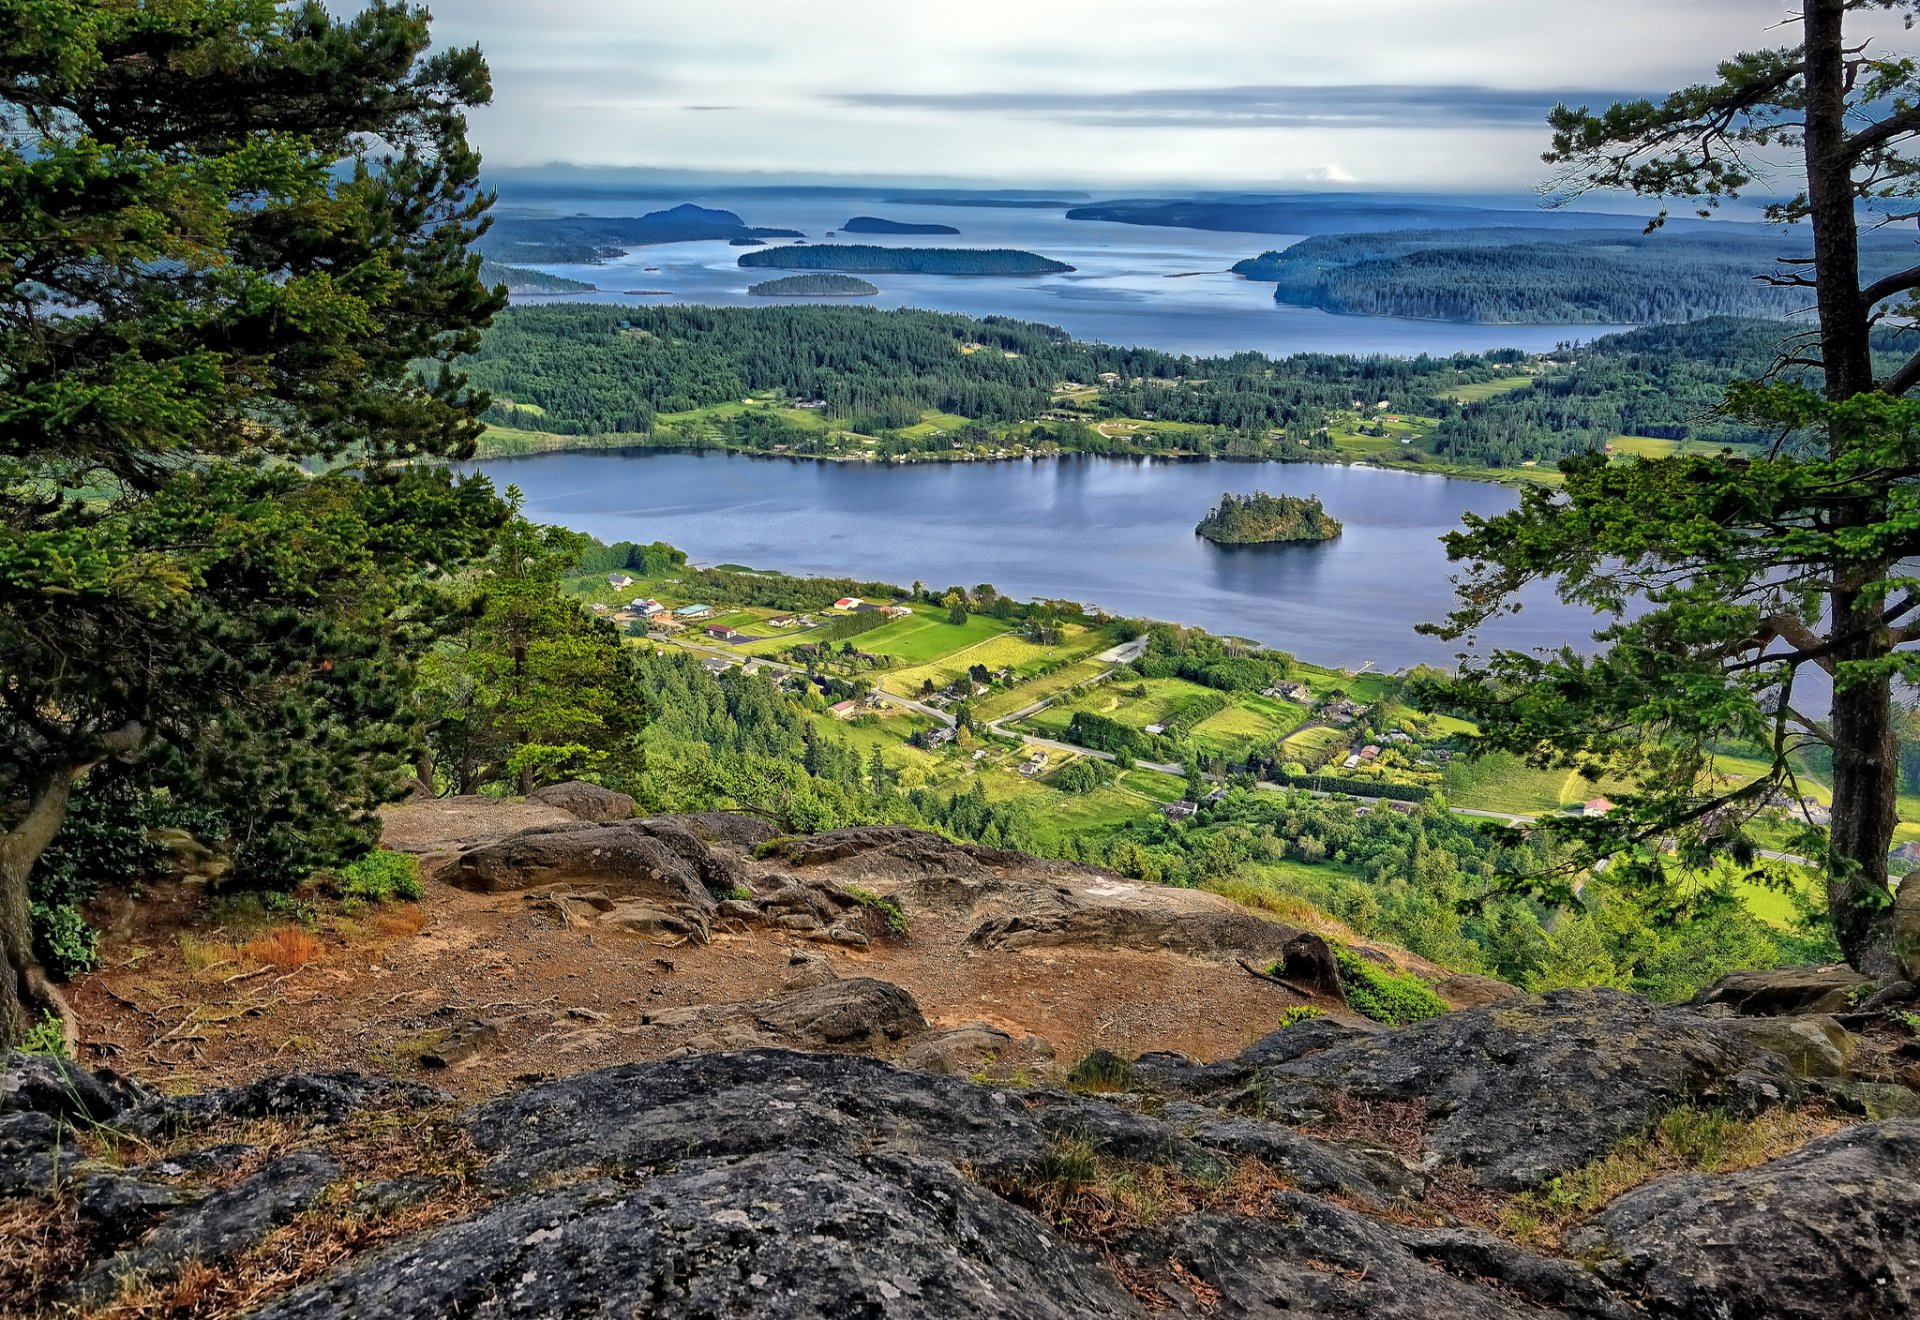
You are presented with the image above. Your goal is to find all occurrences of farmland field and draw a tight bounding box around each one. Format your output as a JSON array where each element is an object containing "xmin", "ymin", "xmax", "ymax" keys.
[
  {"xmin": 884, "ymin": 623, "xmax": 1108, "ymax": 694},
  {"xmin": 860, "ymin": 611, "xmax": 1011, "ymax": 664},
  {"xmin": 1188, "ymin": 695, "xmax": 1312, "ymax": 758}
]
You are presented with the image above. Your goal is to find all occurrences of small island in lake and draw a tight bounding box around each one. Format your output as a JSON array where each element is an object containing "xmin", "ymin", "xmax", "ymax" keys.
[
  {"xmin": 738, "ymin": 244, "xmax": 1073, "ymax": 275},
  {"xmin": 1196, "ymin": 492, "xmax": 1343, "ymax": 545},
  {"xmin": 748, "ymin": 273, "xmax": 880, "ymax": 298},
  {"xmin": 842, "ymin": 216, "xmax": 962, "ymax": 235},
  {"xmin": 729, "ymin": 237, "xmax": 766, "ymax": 247}
]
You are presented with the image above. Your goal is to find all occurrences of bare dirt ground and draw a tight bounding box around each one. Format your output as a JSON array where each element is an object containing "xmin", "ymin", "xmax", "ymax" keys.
[{"xmin": 68, "ymin": 806, "xmax": 1321, "ymax": 1100}]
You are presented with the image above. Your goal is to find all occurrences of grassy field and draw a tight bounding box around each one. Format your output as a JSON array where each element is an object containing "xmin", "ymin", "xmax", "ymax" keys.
[
  {"xmin": 1446, "ymin": 375, "xmax": 1536, "ymax": 404},
  {"xmin": 1189, "ymin": 695, "xmax": 1312, "ymax": 759},
  {"xmin": 859, "ymin": 610, "xmax": 1010, "ymax": 664},
  {"xmin": 884, "ymin": 624, "xmax": 1107, "ymax": 694},
  {"xmin": 1278, "ymin": 724, "xmax": 1350, "ymax": 766},
  {"xmin": 1443, "ymin": 752, "xmax": 1608, "ymax": 816},
  {"xmin": 972, "ymin": 659, "xmax": 1112, "ymax": 722},
  {"xmin": 1021, "ymin": 676, "xmax": 1221, "ymax": 737}
]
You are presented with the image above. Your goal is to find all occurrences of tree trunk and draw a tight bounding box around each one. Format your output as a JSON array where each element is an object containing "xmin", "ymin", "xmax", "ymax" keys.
[
  {"xmin": 0, "ymin": 775, "xmax": 79, "ymax": 1050},
  {"xmin": 1802, "ymin": 0, "xmax": 1900, "ymax": 975},
  {"xmin": 1804, "ymin": 0, "xmax": 1874, "ymax": 400},
  {"xmin": 1825, "ymin": 562, "xmax": 1900, "ymax": 975}
]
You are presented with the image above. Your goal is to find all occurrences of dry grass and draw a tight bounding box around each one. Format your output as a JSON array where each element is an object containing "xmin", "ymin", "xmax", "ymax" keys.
[
  {"xmin": 176, "ymin": 934, "xmax": 244, "ymax": 975},
  {"xmin": 365, "ymin": 907, "xmax": 427, "ymax": 940},
  {"xmin": 0, "ymin": 1200, "xmax": 102, "ymax": 1316},
  {"xmin": 998, "ymin": 1136, "xmax": 1290, "ymax": 1246},
  {"xmin": 1200, "ymin": 878, "xmax": 1361, "ymax": 944},
  {"xmin": 1496, "ymin": 1104, "xmax": 1845, "ymax": 1250},
  {"xmin": 61, "ymin": 1107, "xmax": 491, "ymax": 1319},
  {"xmin": 241, "ymin": 927, "xmax": 324, "ymax": 972},
  {"xmin": 1299, "ymin": 1091, "xmax": 1428, "ymax": 1164}
]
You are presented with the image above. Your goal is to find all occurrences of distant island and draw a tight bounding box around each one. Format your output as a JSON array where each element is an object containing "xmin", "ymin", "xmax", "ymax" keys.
[
  {"xmin": 480, "ymin": 204, "xmax": 803, "ymax": 264},
  {"xmin": 748, "ymin": 273, "xmax": 880, "ymax": 297},
  {"xmin": 729, "ymin": 237, "xmax": 766, "ymax": 247},
  {"xmin": 881, "ymin": 195, "xmax": 1080, "ymax": 209},
  {"xmin": 842, "ymin": 216, "xmax": 961, "ymax": 235},
  {"xmin": 737, "ymin": 245, "xmax": 1074, "ymax": 276},
  {"xmin": 1196, "ymin": 492, "xmax": 1343, "ymax": 545},
  {"xmin": 478, "ymin": 260, "xmax": 597, "ymax": 295}
]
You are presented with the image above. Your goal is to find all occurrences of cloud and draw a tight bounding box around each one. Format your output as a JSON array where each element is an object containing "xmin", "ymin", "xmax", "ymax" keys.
[{"xmin": 831, "ymin": 84, "xmax": 1655, "ymax": 130}]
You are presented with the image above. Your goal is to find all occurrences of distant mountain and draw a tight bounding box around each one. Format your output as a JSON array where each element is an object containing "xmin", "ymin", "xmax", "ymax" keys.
[
  {"xmin": 737, "ymin": 245, "xmax": 1073, "ymax": 276},
  {"xmin": 1067, "ymin": 199, "xmax": 1651, "ymax": 236},
  {"xmin": 478, "ymin": 260, "xmax": 597, "ymax": 294},
  {"xmin": 842, "ymin": 217, "xmax": 962, "ymax": 235},
  {"xmin": 480, "ymin": 204, "xmax": 805, "ymax": 264},
  {"xmin": 748, "ymin": 274, "xmax": 880, "ymax": 297}
]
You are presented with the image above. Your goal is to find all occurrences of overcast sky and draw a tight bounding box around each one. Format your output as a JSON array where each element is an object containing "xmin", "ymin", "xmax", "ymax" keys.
[{"xmin": 422, "ymin": 0, "xmax": 1874, "ymax": 189}]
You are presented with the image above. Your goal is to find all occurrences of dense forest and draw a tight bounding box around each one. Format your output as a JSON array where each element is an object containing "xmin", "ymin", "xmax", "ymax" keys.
[
  {"xmin": 457, "ymin": 304, "xmax": 1518, "ymax": 443},
  {"xmin": 737, "ymin": 245, "xmax": 1074, "ymax": 275},
  {"xmin": 1429, "ymin": 318, "xmax": 1920, "ymax": 468},
  {"xmin": 1233, "ymin": 227, "xmax": 1919, "ymax": 324},
  {"xmin": 1195, "ymin": 492, "xmax": 1342, "ymax": 544},
  {"xmin": 841, "ymin": 217, "xmax": 960, "ymax": 235},
  {"xmin": 480, "ymin": 204, "xmax": 802, "ymax": 264},
  {"xmin": 748, "ymin": 274, "xmax": 880, "ymax": 297}
]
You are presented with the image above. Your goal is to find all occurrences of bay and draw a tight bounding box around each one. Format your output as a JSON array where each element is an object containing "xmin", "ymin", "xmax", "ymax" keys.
[
  {"xmin": 473, "ymin": 449, "xmax": 1596, "ymax": 672},
  {"xmin": 505, "ymin": 188, "xmax": 1633, "ymax": 360}
]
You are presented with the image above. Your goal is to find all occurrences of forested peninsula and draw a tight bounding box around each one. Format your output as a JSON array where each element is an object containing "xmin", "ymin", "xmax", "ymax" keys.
[
  {"xmin": 1196, "ymin": 492, "xmax": 1342, "ymax": 544},
  {"xmin": 461, "ymin": 304, "xmax": 1887, "ymax": 473},
  {"xmin": 738, "ymin": 245, "xmax": 1073, "ymax": 275},
  {"xmin": 1233, "ymin": 227, "xmax": 1920, "ymax": 324},
  {"xmin": 842, "ymin": 216, "xmax": 961, "ymax": 235},
  {"xmin": 749, "ymin": 273, "xmax": 880, "ymax": 297}
]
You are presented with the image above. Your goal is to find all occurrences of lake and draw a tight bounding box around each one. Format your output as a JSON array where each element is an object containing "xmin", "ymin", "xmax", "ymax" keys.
[
  {"xmin": 505, "ymin": 188, "xmax": 1632, "ymax": 360},
  {"xmin": 474, "ymin": 450, "xmax": 1598, "ymax": 672}
]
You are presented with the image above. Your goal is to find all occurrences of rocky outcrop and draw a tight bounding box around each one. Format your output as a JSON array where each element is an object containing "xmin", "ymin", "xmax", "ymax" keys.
[
  {"xmin": 644, "ymin": 976, "xmax": 930, "ymax": 1053},
  {"xmin": 435, "ymin": 819, "xmax": 740, "ymax": 907},
  {"xmin": 1143, "ymin": 988, "xmax": 1819, "ymax": 1191},
  {"xmin": 1691, "ymin": 966, "xmax": 1874, "ymax": 1017},
  {"xmin": 1574, "ymin": 1120, "xmax": 1920, "ymax": 1319},
  {"xmin": 526, "ymin": 779, "xmax": 636, "ymax": 821},
  {"xmin": 771, "ymin": 824, "xmax": 1301, "ymax": 963},
  {"xmin": 5, "ymin": 985, "xmax": 1919, "ymax": 1318}
]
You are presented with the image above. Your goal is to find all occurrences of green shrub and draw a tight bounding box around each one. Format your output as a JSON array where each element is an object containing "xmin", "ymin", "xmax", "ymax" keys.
[
  {"xmin": 338, "ymin": 851, "xmax": 422, "ymax": 907},
  {"xmin": 843, "ymin": 887, "xmax": 909, "ymax": 937},
  {"xmin": 1275, "ymin": 1004, "xmax": 1327, "ymax": 1029},
  {"xmin": 21, "ymin": 1011, "xmax": 67, "ymax": 1058},
  {"xmin": 30, "ymin": 901, "xmax": 100, "ymax": 980},
  {"xmin": 1333, "ymin": 947, "xmax": 1449, "ymax": 1026},
  {"xmin": 1067, "ymin": 1049, "xmax": 1135, "ymax": 1093}
]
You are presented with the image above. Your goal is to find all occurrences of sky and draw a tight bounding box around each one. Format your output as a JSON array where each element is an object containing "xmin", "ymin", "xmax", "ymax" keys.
[{"xmin": 418, "ymin": 0, "xmax": 1876, "ymax": 190}]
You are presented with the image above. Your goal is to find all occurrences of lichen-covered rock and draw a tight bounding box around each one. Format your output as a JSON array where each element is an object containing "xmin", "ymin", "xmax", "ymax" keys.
[
  {"xmin": 256, "ymin": 1154, "xmax": 1142, "ymax": 1320},
  {"xmin": 901, "ymin": 1024, "xmax": 1055, "ymax": 1079},
  {"xmin": 1123, "ymin": 1198, "xmax": 1628, "ymax": 1319},
  {"xmin": 526, "ymin": 780, "xmax": 635, "ymax": 821},
  {"xmin": 1691, "ymin": 966, "xmax": 1874, "ymax": 1017},
  {"xmin": 1574, "ymin": 1120, "xmax": 1920, "ymax": 1319},
  {"xmin": 1, "ymin": 1053, "xmax": 153, "ymax": 1125},
  {"xmin": 1226, "ymin": 989, "xmax": 1806, "ymax": 1189},
  {"xmin": 73, "ymin": 1153, "xmax": 339, "ymax": 1305},
  {"xmin": 434, "ymin": 820, "xmax": 731, "ymax": 908},
  {"xmin": 120, "ymin": 1070, "xmax": 443, "ymax": 1140}
]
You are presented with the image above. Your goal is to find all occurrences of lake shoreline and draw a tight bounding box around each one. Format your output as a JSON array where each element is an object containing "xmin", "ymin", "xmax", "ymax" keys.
[{"xmin": 468, "ymin": 433, "xmax": 1558, "ymax": 490}]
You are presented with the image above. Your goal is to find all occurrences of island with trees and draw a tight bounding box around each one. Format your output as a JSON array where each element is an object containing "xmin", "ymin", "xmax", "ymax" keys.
[
  {"xmin": 738, "ymin": 244, "xmax": 1073, "ymax": 275},
  {"xmin": 748, "ymin": 273, "xmax": 881, "ymax": 297},
  {"xmin": 1232, "ymin": 226, "xmax": 1919, "ymax": 324},
  {"xmin": 1196, "ymin": 492, "xmax": 1343, "ymax": 545},
  {"xmin": 842, "ymin": 216, "xmax": 962, "ymax": 235}
]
